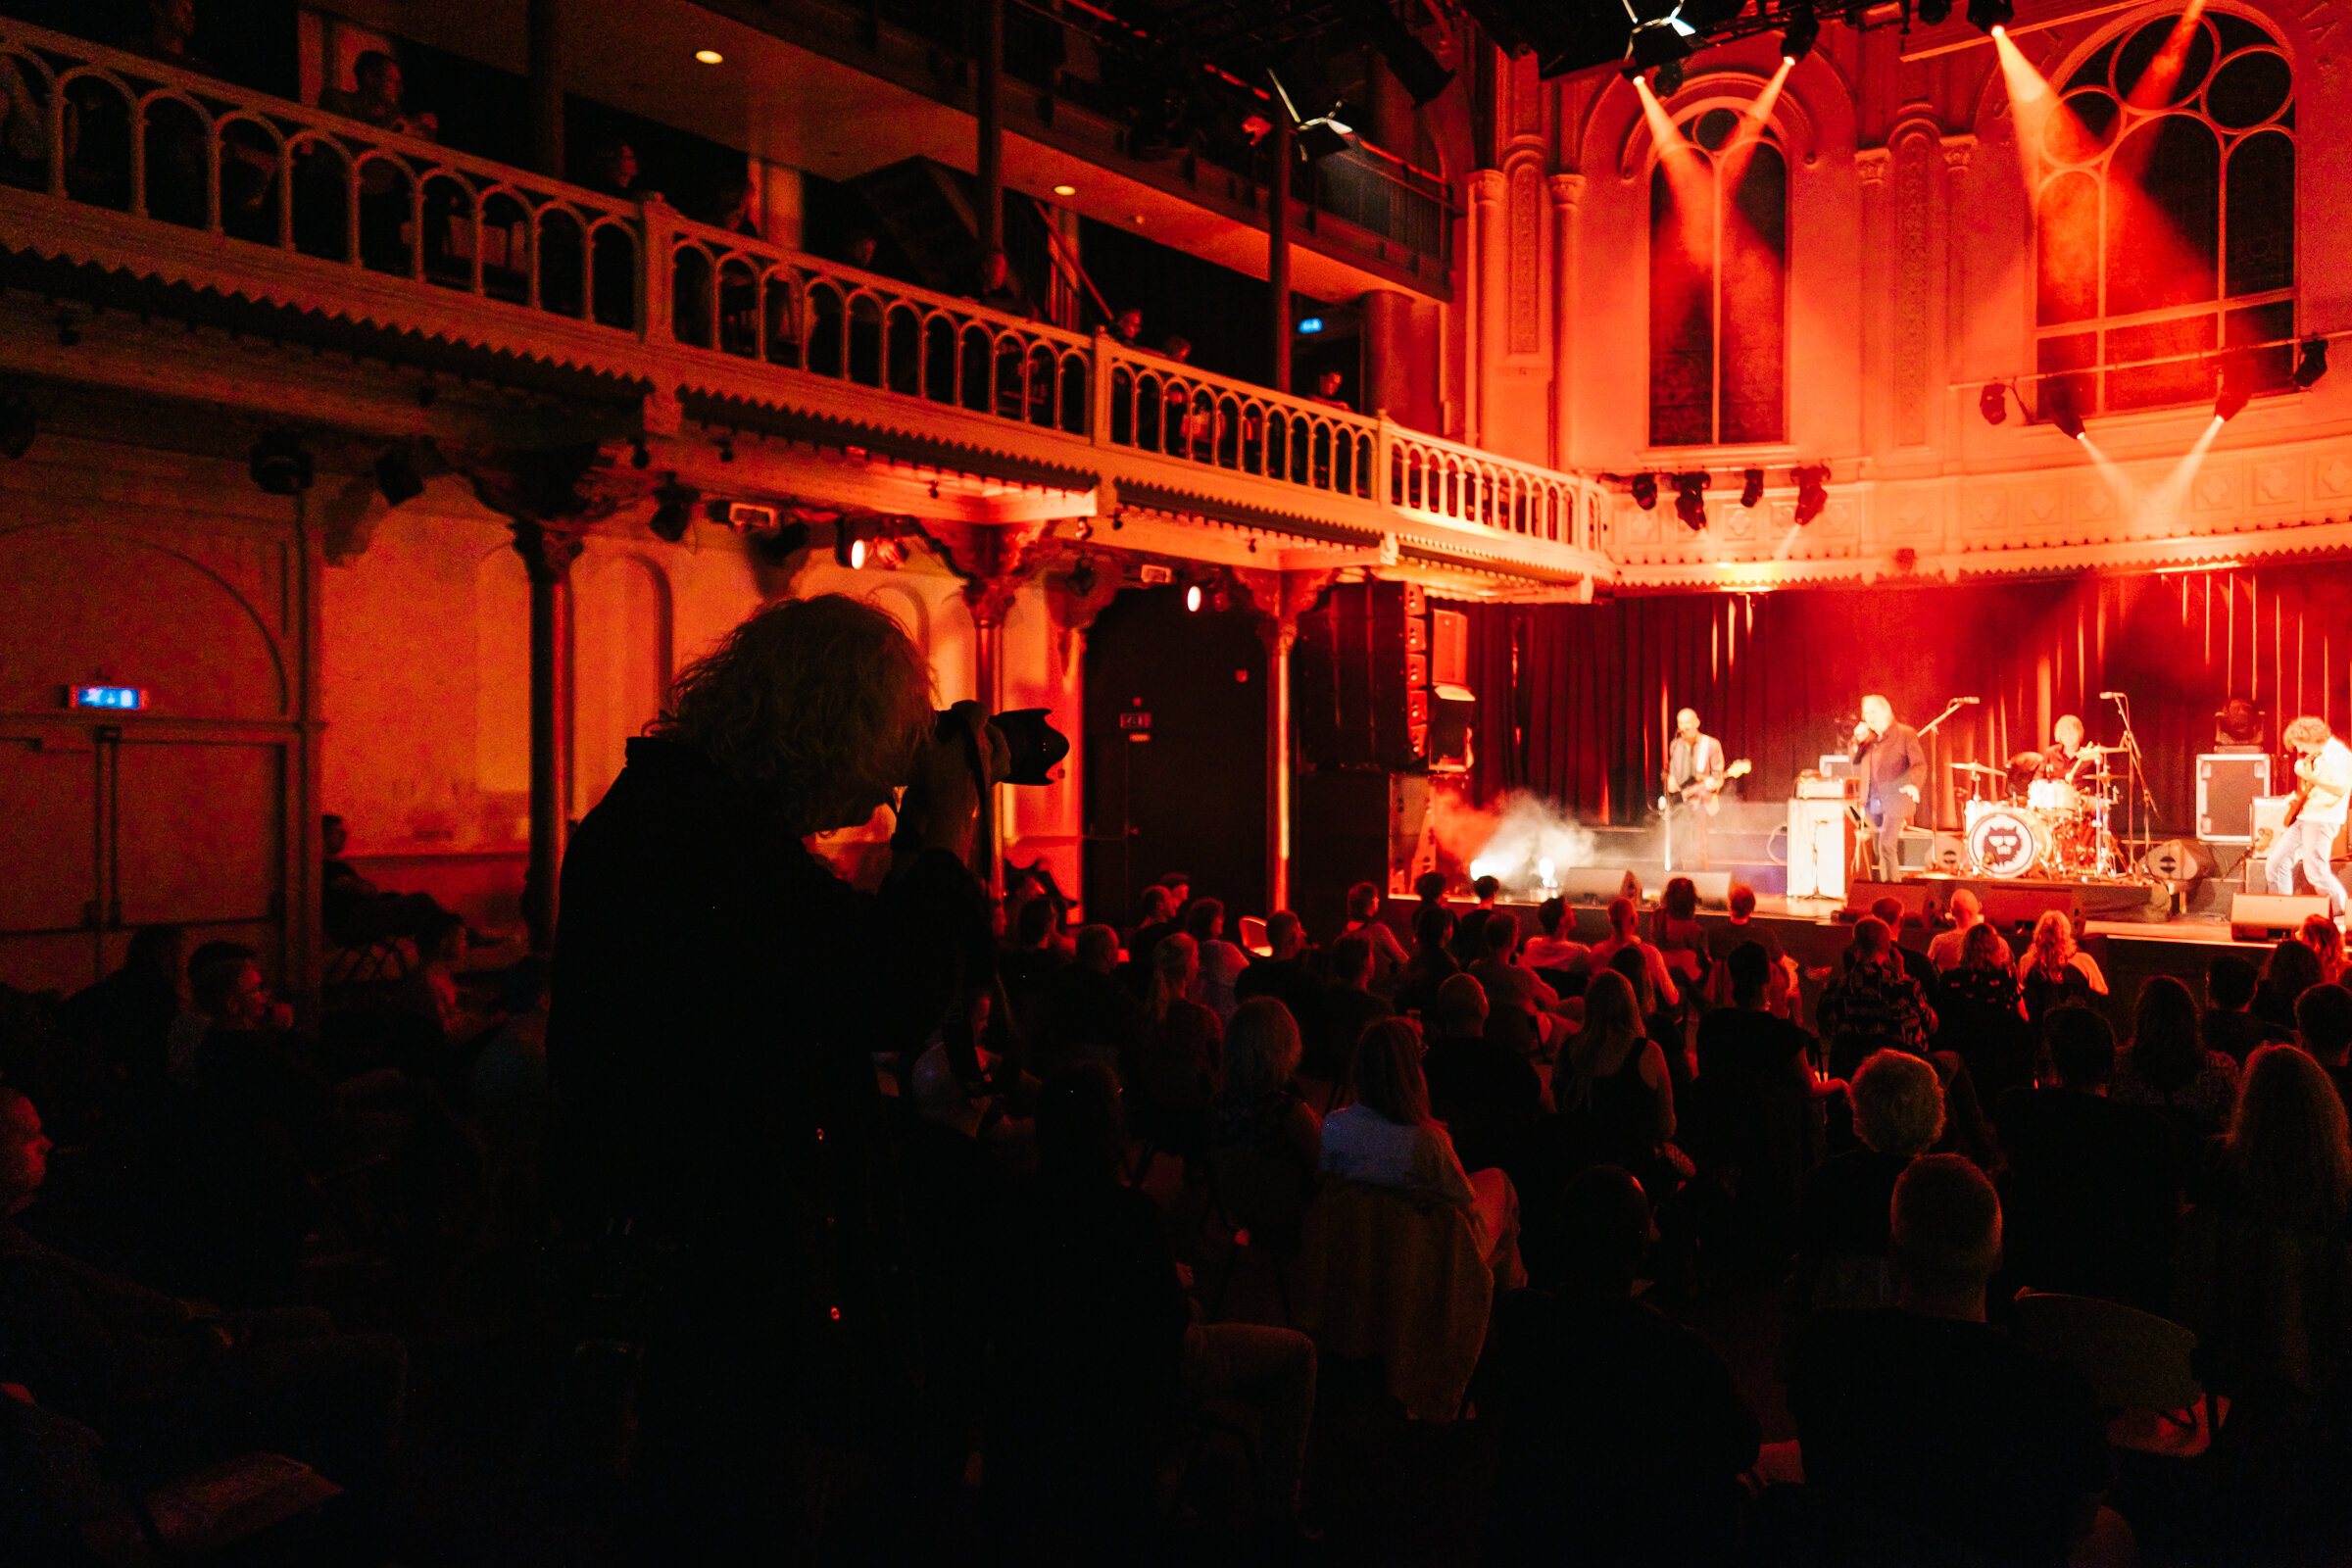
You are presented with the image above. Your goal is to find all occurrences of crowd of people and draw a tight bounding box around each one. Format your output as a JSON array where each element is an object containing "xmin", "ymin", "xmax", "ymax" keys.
[{"xmin": 10, "ymin": 592, "xmax": 2352, "ymax": 1566}]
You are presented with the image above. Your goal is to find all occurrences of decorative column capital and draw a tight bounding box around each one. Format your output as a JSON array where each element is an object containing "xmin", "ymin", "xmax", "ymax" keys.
[
  {"xmin": 921, "ymin": 517, "xmax": 1058, "ymax": 628},
  {"xmin": 1939, "ymin": 133, "xmax": 1979, "ymax": 172},
  {"xmin": 1233, "ymin": 566, "xmax": 1336, "ymax": 657},
  {"xmin": 1468, "ymin": 168, "xmax": 1509, "ymax": 205},
  {"xmin": 1547, "ymin": 171, "xmax": 1587, "ymax": 211},
  {"xmin": 1855, "ymin": 147, "xmax": 1893, "ymax": 186}
]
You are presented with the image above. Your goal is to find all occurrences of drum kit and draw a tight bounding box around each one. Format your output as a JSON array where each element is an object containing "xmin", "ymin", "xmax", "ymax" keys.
[{"xmin": 1949, "ymin": 746, "xmax": 2129, "ymax": 880}]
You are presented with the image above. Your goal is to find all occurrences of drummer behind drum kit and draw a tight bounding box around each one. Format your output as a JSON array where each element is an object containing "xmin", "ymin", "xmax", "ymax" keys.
[{"xmin": 1951, "ymin": 747, "xmax": 2130, "ymax": 880}]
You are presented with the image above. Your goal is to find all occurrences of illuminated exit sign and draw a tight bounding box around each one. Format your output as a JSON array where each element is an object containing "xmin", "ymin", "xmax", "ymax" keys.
[{"xmin": 69, "ymin": 686, "xmax": 147, "ymax": 711}]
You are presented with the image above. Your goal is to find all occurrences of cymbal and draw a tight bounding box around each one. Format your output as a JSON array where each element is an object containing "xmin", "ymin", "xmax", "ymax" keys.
[
  {"xmin": 2079, "ymin": 773, "xmax": 2121, "ymax": 783},
  {"xmin": 1949, "ymin": 761, "xmax": 2007, "ymax": 775},
  {"xmin": 2075, "ymin": 743, "xmax": 2127, "ymax": 755}
]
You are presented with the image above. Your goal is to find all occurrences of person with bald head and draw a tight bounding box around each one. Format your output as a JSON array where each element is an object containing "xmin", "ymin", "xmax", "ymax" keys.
[
  {"xmin": 1664, "ymin": 707, "xmax": 1729, "ymax": 869},
  {"xmin": 1925, "ymin": 888, "xmax": 1984, "ymax": 974},
  {"xmin": 1849, "ymin": 694, "xmax": 1928, "ymax": 883},
  {"xmin": 1485, "ymin": 1165, "xmax": 1759, "ymax": 1565}
]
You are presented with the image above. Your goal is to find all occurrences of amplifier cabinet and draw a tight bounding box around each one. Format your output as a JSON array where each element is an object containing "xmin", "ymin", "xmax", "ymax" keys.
[{"xmin": 2199, "ymin": 753, "xmax": 2272, "ymax": 843}]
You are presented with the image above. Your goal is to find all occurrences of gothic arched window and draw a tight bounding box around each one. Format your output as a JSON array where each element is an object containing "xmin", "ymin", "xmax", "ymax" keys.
[
  {"xmin": 2035, "ymin": 10, "xmax": 2294, "ymax": 416},
  {"xmin": 1649, "ymin": 107, "xmax": 1788, "ymax": 448}
]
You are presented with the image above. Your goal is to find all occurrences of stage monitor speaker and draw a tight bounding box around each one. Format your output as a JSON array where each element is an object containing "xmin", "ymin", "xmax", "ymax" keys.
[
  {"xmin": 1843, "ymin": 881, "xmax": 1946, "ymax": 925},
  {"xmin": 1557, "ymin": 867, "xmax": 1641, "ymax": 905},
  {"xmin": 1927, "ymin": 833, "xmax": 1969, "ymax": 873},
  {"xmin": 2199, "ymin": 753, "xmax": 2273, "ymax": 843},
  {"xmin": 2139, "ymin": 838, "xmax": 2216, "ymax": 883},
  {"xmin": 1682, "ymin": 870, "xmax": 1734, "ymax": 908},
  {"xmin": 2230, "ymin": 893, "xmax": 2330, "ymax": 942}
]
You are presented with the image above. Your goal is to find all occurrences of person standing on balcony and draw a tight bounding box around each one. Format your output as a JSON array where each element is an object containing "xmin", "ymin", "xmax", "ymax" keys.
[
  {"xmin": 1310, "ymin": 368, "xmax": 1353, "ymax": 412},
  {"xmin": 321, "ymin": 52, "xmax": 437, "ymax": 141},
  {"xmin": 1110, "ymin": 306, "xmax": 1146, "ymax": 348},
  {"xmin": 969, "ymin": 248, "xmax": 1034, "ymax": 320}
]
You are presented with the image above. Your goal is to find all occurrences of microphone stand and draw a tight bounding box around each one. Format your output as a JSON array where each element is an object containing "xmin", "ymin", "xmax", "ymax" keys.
[
  {"xmin": 1917, "ymin": 698, "xmax": 1972, "ymax": 836},
  {"xmin": 2107, "ymin": 693, "xmax": 2161, "ymax": 866}
]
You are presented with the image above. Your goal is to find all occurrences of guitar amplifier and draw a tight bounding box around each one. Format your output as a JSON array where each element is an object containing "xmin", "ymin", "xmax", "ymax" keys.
[
  {"xmin": 1796, "ymin": 772, "xmax": 1862, "ymax": 800},
  {"xmin": 2199, "ymin": 753, "xmax": 2272, "ymax": 843}
]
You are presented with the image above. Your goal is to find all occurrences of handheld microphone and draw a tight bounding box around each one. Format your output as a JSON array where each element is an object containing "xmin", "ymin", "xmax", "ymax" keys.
[
  {"xmin": 1960, "ymin": 696, "xmax": 1981, "ymax": 704},
  {"xmin": 2099, "ymin": 691, "xmax": 2125, "ymax": 700}
]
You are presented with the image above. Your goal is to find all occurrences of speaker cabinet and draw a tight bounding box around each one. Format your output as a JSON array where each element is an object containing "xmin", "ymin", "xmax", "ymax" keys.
[
  {"xmin": 1557, "ymin": 868, "xmax": 1642, "ymax": 905},
  {"xmin": 1296, "ymin": 581, "xmax": 1417, "ymax": 771},
  {"xmin": 2199, "ymin": 753, "xmax": 2273, "ymax": 843},
  {"xmin": 2230, "ymin": 893, "xmax": 2331, "ymax": 941}
]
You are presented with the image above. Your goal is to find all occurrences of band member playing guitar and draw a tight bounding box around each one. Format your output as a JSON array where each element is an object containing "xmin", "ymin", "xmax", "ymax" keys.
[
  {"xmin": 2270, "ymin": 715, "xmax": 2352, "ymax": 920},
  {"xmin": 1662, "ymin": 708, "xmax": 1750, "ymax": 870}
]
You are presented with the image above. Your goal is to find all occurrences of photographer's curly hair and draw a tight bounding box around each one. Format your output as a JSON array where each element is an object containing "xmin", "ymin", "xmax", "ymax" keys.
[{"xmin": 650, "ymin": 595, "xmax": 932, "ymax": 834}]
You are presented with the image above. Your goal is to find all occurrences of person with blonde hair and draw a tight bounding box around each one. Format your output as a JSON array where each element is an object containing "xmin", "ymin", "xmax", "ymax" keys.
[
  {"xmin": 1564, "ymin": 970, "xmax": 1676, "ymax": 1179},
  {"xmin": 1322, "ymin": 1017, "xmax": 1518, "ymax": 1269},
  {"xmin": 548, "ymin": 592, "xmax": 1004, "ymax": 1551},
  {"xmin": 2269, "ymin": 714, "xmax": 2352, "ymax": 918},
  {"xmin": 2297, "ymin": 910, "xmax": 2346, "ymax": 985},
  {"xmin": 2016, "ymin": 907, "xmax": 2107, "ymax": 1027}
]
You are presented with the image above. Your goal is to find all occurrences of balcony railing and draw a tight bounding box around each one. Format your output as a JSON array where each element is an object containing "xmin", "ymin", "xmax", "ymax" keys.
[{"xmin": 0, "ymin": 17, "xmax": 1604, "ymax": 567}]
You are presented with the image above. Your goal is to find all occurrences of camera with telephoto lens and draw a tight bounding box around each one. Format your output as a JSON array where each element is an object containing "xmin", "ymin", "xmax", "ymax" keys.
[{"xmin": 937, "ymin": 707, "xmax": 1068, "ymax": 787}]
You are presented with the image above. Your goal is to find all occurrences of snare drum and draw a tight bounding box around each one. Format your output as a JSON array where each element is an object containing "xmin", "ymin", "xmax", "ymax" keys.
[
  {"xmin": 2027, "ymin": 778, "xmax": 2081, "ymax": 813},
  {"xmin": 1967, "ymin": 807, "xmax": 2053, "ymax": 879}
]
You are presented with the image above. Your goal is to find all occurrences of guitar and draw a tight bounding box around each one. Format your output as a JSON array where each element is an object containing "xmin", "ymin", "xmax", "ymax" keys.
[
  {"xmin": 2284, "ymin": 774, "xmax": 2315, "ymax": 828},
  {"xmin": 1668, "ymin": 759, "xmax": 1752, "ymax": 817}
]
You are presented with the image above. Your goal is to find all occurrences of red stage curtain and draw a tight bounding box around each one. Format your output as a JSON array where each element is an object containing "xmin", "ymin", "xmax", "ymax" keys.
[{"xmin": 1447, "ymin": 562, "xmax": 2352, "ymax": 837}]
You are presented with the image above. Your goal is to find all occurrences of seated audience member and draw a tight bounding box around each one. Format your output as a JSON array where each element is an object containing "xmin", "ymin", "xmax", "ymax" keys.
[
  {"xmin": 1314, "ymin": 935, "xmax": 1392, "ymax": 1088},
  {"xmin": 2255, "ymin": 936, "xmax": 2326, "ymax": 1036},
  {"xmin": 1560, "ymin": 971, "xmax": 1676, "ymax": 1192},
  {"xmin": 1691, "ymin": 942, "xmax": 1817, "ymax": 1256},
  {"xmin": 998, "ymin": 895, "xmax": 1069, "ymax": 1050},
  {"xmin": 1394, "ymin": 905, "xmax": 1461, "ymax": 1017},
  {"xmin": 1125, "ymin": 883, "xmax": 1180, "ymax": 981},
  {"xmin": 1206, "ymin": 999, "xmax": 1321, "ymax": 1225},
  {"xmin": 1134, "ymin": 934, "xmax": 1221, "ymax": 1125},
  {"xmin": 322, "ymin": 813, "xmax": 479, "ymax": 950},
  {"xmin": 2176, "ymin": 1044, "xmax": 2352, "ymax": 1499},
  {"xmin": 1467, "ymin": 911, "xmax": 1563, "ymax": 1056},
  {"xmin": 2298, "ymin": 982, "xmax": 2352, "ymax": 1114},
  {"xmin": 1816, "ymin": 917, "xmax": 1936, "ymax": 1078},
  {"xmin": 1925, "ymin": 887, "xmax": 1985, "ymax": 972},
  {"xmin": 1449, "ymin": 876, "xmax": 1500, "ymax": 966},
  {"xmin": 398, "ymin": 911, "xmax": 472, "ymax": 1045},
  {"xmin": 1338, "ymin": 880, "xmax": 1411, "ymax": 993},
  {"xmin": 1789, "ymin": 1156, "xmax": 2116, "ymax": 1566},
  {"xmin": 995, "ymin": 1064, "xmax": 1317, "ymax": 1546},
  {"xmin": 1235, "ymin": 911, "xmax": 1326, "ymax": 1048},
  {"xmin": 167, "ymin": 941, "xmax": 293, "ymax": 1090},
  {"xmin": 1996, "ymin": 1004, "xmax": 2182, "ymax": 1312},
  {"xmin": 1933, "ymin": 921, "xmax": 2037, "ymax": 1107},
  {"xmin": 0, "ymin": 1089, "xmax": 407, "ymax": 1544},
  {"xmin": 2204, "ymin": 950, "xmax": 2293, "ymax": 1065},
  {"xmin": 1422, "ymin": 975, "xmax": 1544, "ymax": 1177},
  {"xmin": 1038, "ymin": 923, "xmax": 1138, "ymax": 1077},
  {"xmin": 58, "ymin": 923, "xmax": 184, "ymax": 1108},
  {"xmin": 1651, "ymin": 878, "xmax": 1712, "ymax": 990},
  {"xmin": 1520, "ymin": 896, "xmax": 1591, "ymax": 990},
  {"xmin": 1485, "ymin": 1166, "xmax": 1760, "ymax": 1567},
  {"xmin": 1870, "ymin": 896, "xmax": 1938, "ymax": 995},
  {"xmin": 1704, "ymin": 883, "xmax": 1795, "ymax": 1015},
  {"xmin": 1591, "ymin": 898, "xmax": 1682, "ymax": 1012},
  {"xmin": 2113, "ymin": 974, "xmax": 2242, "ymax": 1139},
  {"xmin": 1184, "ymin": 898, "xmax": 1250, "ymax": 1026},
  {"xmin": 2299, "ymin": 911, "xmax": 2347, "ymax": 986},
  {"xmin": 1322, "ymin": 1019, "xmax": 1518, "ymax": 1272},
  {"xmin": 1608, "ymin": 946, "xmax": 1686, "ymax": 1086},
  {"xmin": 1797, "ymin": 1050, "xmax": 1942, "ymax": 1308},
  {"xmin": 2017, "ymin": 908, "xmax": 2108, "ymax": 1027}
]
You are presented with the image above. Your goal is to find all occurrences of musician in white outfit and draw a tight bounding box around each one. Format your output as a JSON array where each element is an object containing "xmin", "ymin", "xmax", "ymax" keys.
[{"xmin": 2269, "ymin": 715, "xmax": 2352, "ymax": 920}]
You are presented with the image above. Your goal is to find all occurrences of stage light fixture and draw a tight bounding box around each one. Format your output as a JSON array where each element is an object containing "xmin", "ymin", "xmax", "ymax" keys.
[
  {"xmin": 1629, "ymin": 472, "xmax": 1658, "ymax": 510},
  {"xmin": 1629, "ymin": 10, "xmax": 1699, "ymax": 71},
  {"xmin": 2215, "ymin": 380, "xmax": 2252, "ymax": 423},
  {"xmin": 1781, "ymin": 7, "xmax": 1820, "ymax": 62},
  {"xmin": 870, "ymin": 534, "xmax": 906, "ymax": 569},
  {"xmin": 1791, "ymin": 464, "xmax": 1831, "ymax": 524},
  {"xmin": 1656, "ymin": 58, "xmax": 1688, "ymax": 95},
  {"xmin": 1185, "ymin": 582, "xmax": 1203, "ymax": 612},
  {"xmin": 1965, "ymin": 0, "xmax": 2012, "ymax": 34},
  {"xmin": 1918, "ymin": 0, "xmax": 1953, "ymax": 21},
  {"xmin": 834, "ymin": 519, "xmax": 869, "ymax": 569},
  {"xmin": 649, "ymin": 476, "xmax": 698, "ymax": 542},
  {"xmin": 2295, "ymin": 336, "xmax": 2330, "ymax": 389},
  {"xmin": 1740, "ymin": 467, "xmax": 1765, "ymax": 509},
  {"xmin": 248, "ymin": 430, "xmax": 313, "ymax": 496},
  {"xmin": 1671, "ymin": 470, "xmax": 1710, "ymax": 530},
  {"xmin": 1052, "ymin": 184, "xmax": 1077, "ymax": 196},
  {"xmin": 1979, "ymin": 383, "xmax": 2009, "ymax": 425},
  {"xmin": 2049, "ymin": 394, "xmax": 2086, "ymax": 441},
  {"xmin": 372, "ymin": 444, "xmax": 424, "ymax": 507}
]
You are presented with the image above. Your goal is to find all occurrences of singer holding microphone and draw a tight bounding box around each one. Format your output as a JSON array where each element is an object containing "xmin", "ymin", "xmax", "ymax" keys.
[{"xmin": 1850, "ymin": 693, "xmax": 1930, "ymax": 883}]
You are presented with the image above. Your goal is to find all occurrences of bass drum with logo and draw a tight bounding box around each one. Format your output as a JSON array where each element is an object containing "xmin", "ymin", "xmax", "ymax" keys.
[{"xmin": 1967, "ymin": 807, "xmax": 2053, "ymax": 879}]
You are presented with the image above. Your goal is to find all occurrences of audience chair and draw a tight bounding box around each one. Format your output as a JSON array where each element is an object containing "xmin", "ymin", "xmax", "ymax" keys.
[
  {"xmin": 1203, "ymin": 1147, "xmax": 1313, "ymax": 1326},
  {"xmin": 2013, "ymin": 1290, "xmax": 2215, "ymax": 1458},
  {"xmin": 1293, "ymin": 1178, "xmax": 1492, "ymax": 1423}
]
